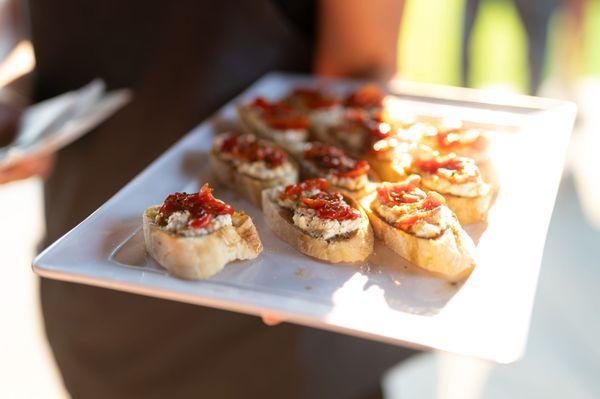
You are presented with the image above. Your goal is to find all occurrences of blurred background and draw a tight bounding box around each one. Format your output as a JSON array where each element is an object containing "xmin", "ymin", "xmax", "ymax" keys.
[{"xmin": 1, "ymin": 0, "xmax": 598, "ymax": 397}]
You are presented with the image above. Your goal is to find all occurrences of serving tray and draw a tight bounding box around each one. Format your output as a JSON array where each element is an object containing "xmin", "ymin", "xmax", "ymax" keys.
[{"xmin": 33, "ymin": 72, "xmax": 575, "ymax": 363}]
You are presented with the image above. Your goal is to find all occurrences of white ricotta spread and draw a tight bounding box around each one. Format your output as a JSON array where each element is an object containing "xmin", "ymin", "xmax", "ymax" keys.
[
  {"xmin": 164, "ymin": 211, "xmax": 190, "ymax": 232},
  {"xmin": 420, "ymin": 126, "xmax": 490, "ymax": 158},
  {"xmin": 373, "ymin": 199, "xmax": 452, "ymax": 239},
  {"xmin": 160, "ymin": 211, "xmax": 232, "ymax": 237},
  {"xmin": 273, "ymin": 186, "xmax": 322, "ymax": 209},
  {"xmin": 237, "ymin": 160, "xmax": 294, "ymax": 180},
  {"xmin": 244, "ymin": 108, "xmax": 309, "ymax": 144},
  {"xmin": 252, "ymin": 115, "xmax": 308, "ymax": 144},
  {"xmin": 328, "ymin": 173, "xmax": 368, "ymax": 191},
  {"xmin": 309, "ymin": 106, "xmax": 344, "ymax": 130},
  {"xmin": 410, "ymin": 217, "xmax": 445, "ymax": 238},
  {"xmin": 302, "ymin": 157, "xmax": 368, "ymax": 191},
  {"xmin": 410, "ymin": 152, "xmax": 490, "ymax": 198},
  {"xmin": 421, "ymin": 174, "xmax": 490, "ymax": 197},
  {"xmin": 272, "ymin": 128, "xmax": 309, "ymax": 144},
  {"xmin": 272, "ymin": 185, "xmax": 361, "ymax": 240},
  {"xmin": 292, "ymin": 207, "xmax": 361, "ymax": 240},
  {"xmin": 214, "ymin": 134, "xmax": 295, "ymax": 180},
  {"xmin": 331, "ymin": 127, "xmax": 364, "ymax": 153}
]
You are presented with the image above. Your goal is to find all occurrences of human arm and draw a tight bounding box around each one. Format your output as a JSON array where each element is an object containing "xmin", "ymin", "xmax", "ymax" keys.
[{"xmin": 314, "ymin": 0, "xmax": 404, "ymax": 80}]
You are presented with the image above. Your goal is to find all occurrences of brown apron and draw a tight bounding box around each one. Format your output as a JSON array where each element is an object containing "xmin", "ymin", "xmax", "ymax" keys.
[{"xmin": 31, "ymin": 1, "xmax": 414, "ymax": 397}]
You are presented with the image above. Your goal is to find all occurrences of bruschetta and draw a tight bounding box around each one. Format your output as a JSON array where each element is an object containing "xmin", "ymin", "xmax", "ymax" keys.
[
  {"xmin": 143, "ymin": 184, "xmax": 263, "ymax": 280},
  {"xmin": 409, "ymin": 151, "xmax": 492, "ymax": 225},
  {"xmin": 346, "ymin": 84, "xmax": 419, "ymax": 130},
  {"xmin": 210, "ymin": 133, "xmax": 298, "ymax": 206},
  {"xmin": 238, "ymin": 97, "xmax": 309, "ymax": 153},
  {"xmin": 416, "ymin": 120, "xmax": 491, "ymax": 164},
  {"xmin": 324, "ymin": 108, "xmax": 411, "ymax": 182},
  {"xmin": 262, "ymin": 178, "xmax": 373, "ymax": 263},
  {"xmin": 296, "ymin": 142, "xmax": 373, "ymax": 198},
  {"xmin": 345, "ymin": 84, "xmax": 385, "ymax": 117},
  {"xmin": 283, "ymin": 87, "xmax": 344, "ymax": 140},
  {"xmin": 360, "ymin": 175, "xmax": 476, "ymax": 281}
]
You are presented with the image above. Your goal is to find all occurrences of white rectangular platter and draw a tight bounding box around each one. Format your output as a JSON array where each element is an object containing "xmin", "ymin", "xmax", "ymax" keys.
[{"xmin": 33, "ymin": 72, "xmax": 576, "ymax": 363}]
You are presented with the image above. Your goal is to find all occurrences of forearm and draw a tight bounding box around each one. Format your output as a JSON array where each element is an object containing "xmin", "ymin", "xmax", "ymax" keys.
[{"xmin": 314, "ymin": 0, "xmax": 404, "ymax": 80}]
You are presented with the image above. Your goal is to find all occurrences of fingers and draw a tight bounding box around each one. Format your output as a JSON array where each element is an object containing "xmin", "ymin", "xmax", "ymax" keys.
[
  {"xmin": 35, "ymin": 152, "xmax": 56, "ymax": 180},
  {"xmin": 0, "ymin": 152, "xmax": 55, "ymax": 184},
  {"xmin": 261, "ymin": 314, "xmax": 283, "ymax": 326}
]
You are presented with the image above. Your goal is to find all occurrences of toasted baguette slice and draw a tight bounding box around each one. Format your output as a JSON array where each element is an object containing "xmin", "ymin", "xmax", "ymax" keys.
[
  {"xmin": 296, "ymin": 163, "xmax": 372, "ymax": 200},
  {"xmin": 209, "ymin": 145, "xmax": 298, "ymax": 207},
  {"xmin": 290, "ymin": 143, "xmax": 378, "ymax": 201},
  {"xmin": 409, "ymin": 149, "xmax": 493, "ymax": 224},
  {"xmin": 360, "ymin": 192, "xmax": 476, "ymax": 281},
  {"xmin": 314, "ymin": 127, "xmax": 412, "ymax": 184},
  {"xmin": 328, "ymin": 183, "xmax": 375, "ymax": 202},
  {"xmin": 296, "ymin": 168, "xmax": 376, "ymax": 201},
  {"xmin": 238, "ymin": 104, "xmax": 270, "ymax": 138},
  {"xmin": 315, "ymin": 135, "xmax": 409, "ymax": 183},
  {"xmin": 441, "ymin": 191, "xmax": 493, "ymax": 225},
  {"xmin": 262, "ymin": 188, "xmax": 373, "ymax": 263},
  {"xmin": 237, "ymin": 104, "xmax": 308, "ymax": 154},
  {"xmin": 297, "ymin": 162, "xmax": 377, "ymax": 201},
  {"xmin": 414, "ymin": 120, "xmax": 492, "ymax": 164},
  {"xmin": 143, "ymin": 208, "xmax": 262, "ymax": 280},
  {"xmin": 366, "ymin": 155, "xmax": 408, "ymax": 182}
]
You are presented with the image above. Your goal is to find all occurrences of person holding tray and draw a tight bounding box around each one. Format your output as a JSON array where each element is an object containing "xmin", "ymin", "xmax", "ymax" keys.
[{"xmin": 5, "ymin": 1, "xmax": 411, "ymax": 398}]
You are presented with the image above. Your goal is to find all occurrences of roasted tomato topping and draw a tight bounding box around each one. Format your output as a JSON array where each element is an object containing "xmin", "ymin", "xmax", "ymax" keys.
[
  {"xmin": 338, "ymin": 109, "xmax": 394, "ymax": 154},
  {"xmin": 288, "ymin": 88, "xmax": 341, "ymax": 109},
  {"xmin": 435, "ymin": 127, "xmax": 487, "ymax": 150},
  {"xmin": 346, "ymin": 85, "xmax": 384, "ymax": 109},
  {"xmin": 299, "ymin": 192, "xmax": 360, "ymax": 221},
  {"xmin": 376, "ymin": 176, "xmax": 445, "ymax": 228},
  {"xmin": 251, "ymin": 97, "xmax": 309, "ymax": 130},
  {"xmin": 368, "ymin": 122, "xmax": 396, "ymax": 154},
  {"xmin": 220, "ymin": 134, "xmax": 286, "ymax": 167},
  {"xmin": 280, "ymin": 178, "xmax": 329, "ymax": 201},
  {"xmin": 336, "ymin": 109, "xmax": 369, "ymax": 137},
  {"xmin": 303, "ymin": 143, "xmax": 369, "ymax": 178},
  {"xmin": 158, "ymin": 184, "xmax": 233, "ymax": 228},
  {"xmin": 340, "ymin": 108, "xmax": 384, "ymax": 130},
  {"xmin": 412, "ymin": 155, "xmax": 466, "ymax": 174},
  {"xmin": 280, "ymin": 178, "xmax": 358, "ymax": 221},
  {"xmin": 393, "ymin": 192, "xmax": 445, "ymax": 229},
  {"xmin": 344, "ymin": 108, "xmax": 370, "ymax": 123},
  {"xmin": 376, "ymin": 175, "xmax": 422, "ymax": 205}
]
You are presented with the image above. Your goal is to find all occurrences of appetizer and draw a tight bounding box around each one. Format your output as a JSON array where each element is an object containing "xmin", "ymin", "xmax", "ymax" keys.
[
  {"xmin": 326, "ymin": 108, "xmax": 411, "ymax": 182},
  {"xmin": 284, "ymin": 87, "xmax": 344, "ymax": 140},
  {"xmin": 210, "ymin": 133, "xmax": 298, "ymax": 206},
  {"xmin": 143, "ymin": 184, "xmax": 262, "ymax": 280},
  {"xmin": 262, "ymin": 178, "xmax": 373, "ymax": 263},
  {"xmin": 417, "ymin": 120, "xmax": 491, "ymax": 163},
  {"xmin": 346, "ymin": 84, "xmax": 419, "ymax": 129},
  {"xmin": 410, "ymin": 152, "xmax": 492, "ymax": 224},
  {"xmin": 238, "ymin": 97, "xmax": 309, "ymax": 152},
  {"xmin": 360, "ymin": 175, "xmax": 476, "ymax": 280},
  {"xmin": 298, "ymin": 142, "xmax": 372, "ymax": 198},
  {"xmin": 345, "ymin": 84, "xmax": 385, "ymax": 116}
]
